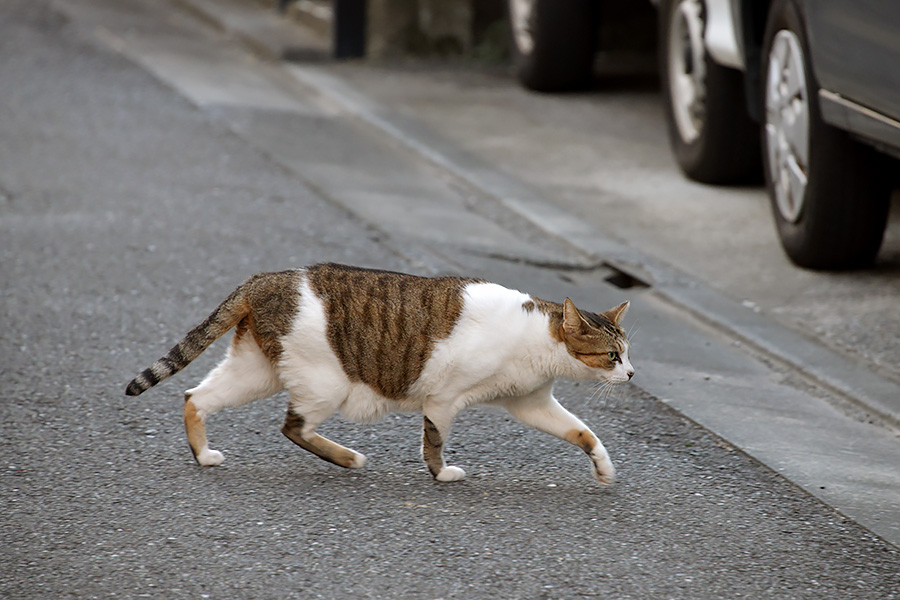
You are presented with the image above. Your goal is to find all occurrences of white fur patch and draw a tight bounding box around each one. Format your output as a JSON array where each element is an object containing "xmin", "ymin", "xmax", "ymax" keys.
[
  {"xmin": 186, "ymin": 331, "xmax": 282, "ymax": 419},
  {"xmin": 410, "ymin": 283, "xmax": 565, "ymax": 406},
  {"xmin": 277, "ymin": 275, "xmax": 353, "ymax": 426}
]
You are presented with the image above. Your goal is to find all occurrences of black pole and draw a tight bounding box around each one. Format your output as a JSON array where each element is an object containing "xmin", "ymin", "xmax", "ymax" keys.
[{"xmin": 333, "ymin": 0, "xmax": 367, "ymax": 58}]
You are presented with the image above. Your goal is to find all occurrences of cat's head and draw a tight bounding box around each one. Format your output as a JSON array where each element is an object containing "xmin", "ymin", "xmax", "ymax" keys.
[{"xmin": 560, "ymin": 299, "xmax": 634, "ymax": 384}]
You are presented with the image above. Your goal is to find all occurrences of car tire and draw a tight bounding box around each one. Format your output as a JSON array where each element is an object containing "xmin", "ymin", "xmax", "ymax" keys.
[
  {"xmin": 508, "ymin": 0, "xmax": 597, "ymax": 92},
  {"xmin": 762, "ymin": 0, "xmax": 890, "ymax": 270},
  {"xmin": 659, "ymin": 0, "xmax": 761, "ymax": 184}
]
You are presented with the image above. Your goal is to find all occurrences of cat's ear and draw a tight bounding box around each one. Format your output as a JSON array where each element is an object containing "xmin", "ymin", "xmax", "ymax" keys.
[
  {"xmin": 603, "ymin": 301, "xmax": 629, "ymax": 326},
  {"xmin": 562, "ymin": 298, "xmax": 591, "ymax": 336}
]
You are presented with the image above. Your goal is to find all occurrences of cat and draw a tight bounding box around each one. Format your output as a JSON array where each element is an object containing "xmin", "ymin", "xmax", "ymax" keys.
[{"xmin": 125, "ymin": 263, "xmax": 634, "ymax": 484}]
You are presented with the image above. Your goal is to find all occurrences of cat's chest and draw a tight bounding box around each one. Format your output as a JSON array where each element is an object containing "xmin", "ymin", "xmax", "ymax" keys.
[{"xmin": 452, "ymin": 365, "xmax": 552, "ymax": 403}]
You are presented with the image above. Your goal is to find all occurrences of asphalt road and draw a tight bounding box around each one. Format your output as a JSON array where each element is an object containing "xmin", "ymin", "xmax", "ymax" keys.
[{"xmin": 2, "ymin": 1, "xmax": 899, "ymax": 598}]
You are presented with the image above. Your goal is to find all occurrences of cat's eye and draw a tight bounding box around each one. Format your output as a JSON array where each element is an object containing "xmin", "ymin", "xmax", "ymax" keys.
[{"xmin": 607, "ymin": 351, "xmax": 619, "ymax": 362}]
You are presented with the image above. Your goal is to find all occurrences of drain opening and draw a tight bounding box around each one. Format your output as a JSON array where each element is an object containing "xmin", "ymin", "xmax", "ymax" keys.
[{"xmin": 604, "ymin": 267, "xmax": 650, "ymax": 290}]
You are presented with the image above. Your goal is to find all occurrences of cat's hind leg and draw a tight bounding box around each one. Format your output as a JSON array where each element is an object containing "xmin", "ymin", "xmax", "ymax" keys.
[
  {"xmin": 500, "ymin": 384, "xmax": 615, "ymax": 485},
  {"xmin": 183, "ymin": 333, "xmax": 282, "ymax": 466},
  {"xmin": 280, "ymin": 382, "xmax": 366, "ymax": 469},
  {"xmin": 280, "ymin": 409, "xmax": 366, "ymax": 469}
]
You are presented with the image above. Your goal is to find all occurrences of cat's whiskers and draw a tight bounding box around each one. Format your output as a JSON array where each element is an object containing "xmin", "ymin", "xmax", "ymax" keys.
[
  {"xmin": 587, "ymin": 382, "xmax": 605, "ymax": 403},
  {"xmin": 590, "ymin": 377, "xmax": 632, "ymax": 410},
  {"xmin": 588, "ymin": 380, "xmax": 615, "ymax": 407}
]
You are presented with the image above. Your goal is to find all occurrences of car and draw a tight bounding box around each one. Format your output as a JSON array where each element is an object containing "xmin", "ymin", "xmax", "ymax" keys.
[
  {"xmin": 507, "ymin": 1, "xmax": 654, "ymax": 91},
  {"xmin": 659, "ymin": 0, "xmax": 900, "ymax": 270},
  {"xmin": 509, "ymin": 0, "xmax": 900, "ymax": 270},
  {"xmin": 508, "ymin": 0, "xmax": 598, "ymax": 91}
]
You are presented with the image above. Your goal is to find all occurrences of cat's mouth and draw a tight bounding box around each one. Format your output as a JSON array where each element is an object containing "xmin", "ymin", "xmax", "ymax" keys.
[{"xmin": 609, "ymin": 371, "xmax": 635, "ymax": 384}]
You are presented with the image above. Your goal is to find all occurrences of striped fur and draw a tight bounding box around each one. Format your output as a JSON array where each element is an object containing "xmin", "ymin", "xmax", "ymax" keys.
[
  {"xmin": 125, "ymin": 270, "xmax": 301, "ymax": 396},
  {"xmin": 124, "ymin": 263, "xmax": 634, "ymax": 484},
  {"xmin": 306, "ymin": 263, "xmax": 480, "ymax": 399}
]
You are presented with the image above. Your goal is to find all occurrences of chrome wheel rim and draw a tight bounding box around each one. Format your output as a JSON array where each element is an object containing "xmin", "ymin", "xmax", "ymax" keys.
[
  {"xmin": 667, "ymin": 0, "xmax": 707, "ymax": 143},
  {"xmin": 765, "ymin": 30, "xmax": 810, "ymax": 224},
  {"xmin": 509, "ymin": 0, "xmax": 536, "ymax": 55}
]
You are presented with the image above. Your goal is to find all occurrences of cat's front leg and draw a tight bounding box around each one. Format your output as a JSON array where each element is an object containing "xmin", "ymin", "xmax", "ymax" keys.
[
  {"xmin": 564, "ymin": 428, "xmax": 615, "ymax": 485},
  {"xmin": 501, "ymin": 385, "xmax": 615, "ymax": 485},
  {"xmin": 422, "ymin": 402, "xmax": 466, "ymax": 482}
]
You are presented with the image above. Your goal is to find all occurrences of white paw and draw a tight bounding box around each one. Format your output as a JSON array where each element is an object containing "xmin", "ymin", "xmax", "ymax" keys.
[
  {"xmin": 348, "ymin": 452, "xmax": 367, "ymax": 469},
  {"xmin": 436, "ymin": 466, "xmax": 466, "ymax": 482},
  {"xmin": 592, "ymin": 461, "xmax": 615, "ymax": 485},
  {"xmin": 196, "ymin": 449, "xmax": 225, "ymax": 466},
  {"xmin": 593, "ymin": 470, "xmax": 615, "ymax": 486}
]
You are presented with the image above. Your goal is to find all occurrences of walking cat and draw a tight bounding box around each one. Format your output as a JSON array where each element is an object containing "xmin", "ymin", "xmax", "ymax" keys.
[{"xmin": 126, "ymin": 263, "xmax": 634, "ymax": 483}]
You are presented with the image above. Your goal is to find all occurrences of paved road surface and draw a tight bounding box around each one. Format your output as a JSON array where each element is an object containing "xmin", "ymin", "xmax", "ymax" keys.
[{"xmin": 2, "ymin": 1, "xmax": 899, "ymax": 598}]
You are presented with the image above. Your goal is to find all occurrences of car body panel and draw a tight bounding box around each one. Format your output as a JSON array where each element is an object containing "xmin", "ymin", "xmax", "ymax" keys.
[
  {"xmin": 704, "ymin": 0, "xmax": 900, "ymax": 152},
  {"xmin": 819, "ymin": 91, "xmax": 900, "ymax": 158},
  {"xmin": 705, "ymin": 0, "xmax": 744, "ymax": 68},
  {"xmin": 806, "ymin": 0, "xmax": 900, "ymax": 122}
]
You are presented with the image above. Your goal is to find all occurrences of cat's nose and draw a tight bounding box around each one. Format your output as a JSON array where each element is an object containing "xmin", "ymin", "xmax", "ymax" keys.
[{"xmin": 626, "ymin": 370, "xmax": 634, "ymax": 380}]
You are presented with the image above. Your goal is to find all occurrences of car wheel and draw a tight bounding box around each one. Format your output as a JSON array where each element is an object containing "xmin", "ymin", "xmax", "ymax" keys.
[
  {"xmin": 508, "ymin": 0, "xmax": 597, "ymax": 92},
  {"xmin": 659, "ymin": 0, "xmax": 761, "ymax": 184},
  {"xmin": 762, "ymin": 0, "xmax": 890, "ymax": 270}
]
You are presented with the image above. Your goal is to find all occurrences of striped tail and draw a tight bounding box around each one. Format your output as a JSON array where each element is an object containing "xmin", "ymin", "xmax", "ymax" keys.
[{"xmin": 125, "ymin": 285, "xmax": 249, "ymax": 397}]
